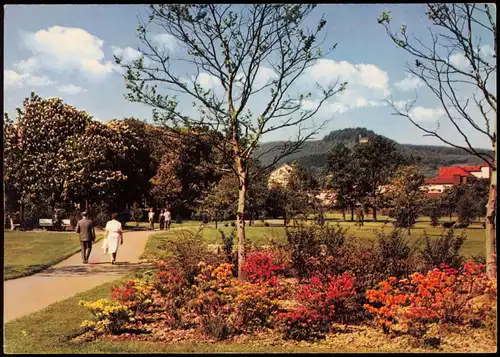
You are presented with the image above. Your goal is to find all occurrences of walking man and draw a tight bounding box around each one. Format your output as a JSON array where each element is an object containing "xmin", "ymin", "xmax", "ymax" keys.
[{"xmin": 75, "ymin": 211, "xmax": 96, "ymax": 264}]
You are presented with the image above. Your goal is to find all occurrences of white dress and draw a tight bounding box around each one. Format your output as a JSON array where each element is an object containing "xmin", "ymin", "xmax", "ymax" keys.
[{"xmin": 103, "ymin": 219, "xmax": 122, "ymax": 255}]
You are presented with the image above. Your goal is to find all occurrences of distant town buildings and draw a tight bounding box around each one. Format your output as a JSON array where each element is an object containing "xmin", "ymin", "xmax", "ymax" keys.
[
  {"xmin": 422, "ymin": 164, "xmax": 490, "ymax": 197},
  {"xmin": 268, "ymin": 163, "xmax": 293, "ymax": 189}
]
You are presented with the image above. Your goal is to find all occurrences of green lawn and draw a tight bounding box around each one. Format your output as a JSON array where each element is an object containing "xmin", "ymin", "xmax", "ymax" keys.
[
  {"xmin": 142, "ymin": 219, "xmax": 487, "ymax": 261},
  {"xmin": 4, "ymin": 231, "xmax": 103, "ymax": 280}
]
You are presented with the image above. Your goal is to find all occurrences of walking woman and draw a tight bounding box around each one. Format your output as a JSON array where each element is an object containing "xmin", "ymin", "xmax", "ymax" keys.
[{"xmin": 102, "ymin": 212, "xmax": 123, "ymax": 264}]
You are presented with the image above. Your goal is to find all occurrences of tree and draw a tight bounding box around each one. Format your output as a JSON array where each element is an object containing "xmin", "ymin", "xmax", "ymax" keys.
[
  {"xmin": 378, "ymin": 4, "xmax": 496, "ymax": 277},
  {"xmin": 3, "ymin": 93, "xmax": 129, "ymax": 223},
  {"xmin": 352, "ymin": 136, "xmax": 406, "ymax": 221},
  {"xmin": 118, "ymin": 4, "xmax": 346, "ymax": 278},
  {"xmin": 197, "ymin": 174, "xmax": 238, "ymax": 228},
  {"xmin": 385, "ymin": 165, "xmax": 427, "ymax": 235},
  {"xmin": 283, "ymin": 162, "xmax": 319, "ymax": 226},
  {"xmin": 150, "ymin": 131, "xmax": 223, "ymax": 217},
  {"xmin": 325, "ymin": 143, "xmax": 362, "ymax": 221}
]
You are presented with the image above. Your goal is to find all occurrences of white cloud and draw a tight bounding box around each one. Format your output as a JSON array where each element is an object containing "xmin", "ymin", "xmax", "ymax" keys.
[
  {"xmin": 18, "ymin": 26, "xmax": 115, "ymax": 81},
  {"xmin": 59, "ymin": 84, "xmax": 85, "ymax": 94},
  {"xmin": 393, "ymin": 99, "xmax": 410, "ymax": 110},
  {"xmin": 299, "ymin": 59, "xmax": 391, "ymax": 116},
  {"xmin": 152, "ymin": 34, "xmax": 178, "ymax": 52},
  {"xmin": 254, "ymin": 67, "xmax": 277, "ymax": 87},
  {"xmin": 4, "ymin": 69, "xmax": 54, "ymax": 87},
  {"xmin": 194, "ymin": 72, "xmax": 221, "ymax": 90},
  {"xmin": 306, "ymin": 59, "xmax": 390, "ymax": 97},
  {"xmin": 480, "ymin": 45, "xmax": 494, "ymax": 57},
  {"xmin": 409, "ymin": 106, "xmax": 445, "ymax": 121},
  {"xmin": 449, "ymin": 52, "xmax": 470, "ymax": 70},
  {"xmin": 112, "ymin": 46, "xmax": 143, "ymax": 63},
  {"xmin": 394, "ymin": 74, "xmax": 424, "ymax": 91}
]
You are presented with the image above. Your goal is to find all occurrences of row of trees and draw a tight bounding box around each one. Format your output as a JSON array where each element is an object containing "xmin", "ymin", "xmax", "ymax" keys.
[{"xmin": 3, "ymin": 93, "xmax": 225, "ymax": 227}]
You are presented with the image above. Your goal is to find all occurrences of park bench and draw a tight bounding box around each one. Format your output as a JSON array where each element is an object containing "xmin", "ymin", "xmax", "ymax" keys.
[
  {"xmin": 39, "ymin": 218, "xmax": 54, "ymax": 230},
  {"xmin": 62, "ymin": 219, "xmax": 72, "ymax": 231}
]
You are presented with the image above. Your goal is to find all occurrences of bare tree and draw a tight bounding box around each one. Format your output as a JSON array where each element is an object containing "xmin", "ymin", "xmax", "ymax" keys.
[
  {"xmin": 117, "ymin": 4, "xmax": 345, "ymax": 278},
  {"xmin": 378, "ymin": 3, "xmax": 496, "ymax": 278}
]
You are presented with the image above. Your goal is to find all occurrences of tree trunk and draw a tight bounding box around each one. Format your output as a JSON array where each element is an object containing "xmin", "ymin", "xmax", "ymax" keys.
[
  {"xmin": 236, "ymin": 169, "xmax": 247, "ymax": 280},
  {"xmin": 485, "ymin": 159, "xmax": 497, "ymax": 279},
  {"xmin": 373, "ymin": 206, "xmax": 377, "ymax": 222},
  {"xmin": 342, "ymin": 209, "xmax": 346, "ymax": 221},
  {"xmin": 215, "ymin": 219, "xmax": 218, "ymax": 229},
  {"xmin": 351, "ymin": 207, "xmax": 354, "ymax": 221}
]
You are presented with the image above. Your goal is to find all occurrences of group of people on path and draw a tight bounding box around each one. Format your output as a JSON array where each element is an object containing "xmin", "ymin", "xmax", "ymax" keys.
[
  {"xmin": 75, "ymin": 211, "xmax": 123, "ymax": 265},
  {"xmin": 148, "ymin": 208, "xmax": 171, "ymax": 231}
]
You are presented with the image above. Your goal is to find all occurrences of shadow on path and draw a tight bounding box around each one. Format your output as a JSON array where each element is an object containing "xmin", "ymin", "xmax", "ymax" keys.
[{"xmin": 37, "ymin": 262, "xmax": 156, "ymax": 277}]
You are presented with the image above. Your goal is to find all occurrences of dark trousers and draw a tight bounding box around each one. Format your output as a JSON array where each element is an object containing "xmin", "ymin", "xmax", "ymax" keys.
[
  {"xmin": 80, "ymin": 241, "xmax": 92, "ymax": 262},
  {"xmin": 159, "ymin": 219, "xmax": 165, "ymax": 230},
  {"xmin": 166, "ymin": 220, "xmax": 171, "ymax": 230}
]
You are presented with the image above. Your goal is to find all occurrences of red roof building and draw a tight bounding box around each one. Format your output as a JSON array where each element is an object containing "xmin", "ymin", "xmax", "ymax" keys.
[{"xmin": 422, "ymin": 164, "xmax": 490, "ymax": 198}]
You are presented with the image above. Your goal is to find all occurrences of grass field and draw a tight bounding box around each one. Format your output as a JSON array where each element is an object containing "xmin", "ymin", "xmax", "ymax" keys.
[
  {"xmin": 4, "ymin": 231, "xmax": 103, "ymax": 280},
  {"xmin": 141, "ymin": 218, "xmax": 487, "ymax": 261}
]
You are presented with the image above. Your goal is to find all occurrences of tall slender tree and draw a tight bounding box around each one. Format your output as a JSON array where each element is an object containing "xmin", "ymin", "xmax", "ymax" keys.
[
  {"xmin": 378, "ymin": 3, "xmax": 497, "ymax": 277},
  {"xmin": 117, "ymin": 4, "xmax": 346, "ymax": 278}
]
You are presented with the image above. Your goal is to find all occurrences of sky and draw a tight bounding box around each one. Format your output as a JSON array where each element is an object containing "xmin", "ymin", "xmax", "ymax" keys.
[{"xmin": 3, "ymin": 4, "xmax": 496, "ymax": 149}]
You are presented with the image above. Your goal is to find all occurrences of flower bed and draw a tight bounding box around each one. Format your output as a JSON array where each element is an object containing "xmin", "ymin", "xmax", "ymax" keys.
[{"xmin": 77, "ymin": 227, "xmax": 497, "ymax": 351}]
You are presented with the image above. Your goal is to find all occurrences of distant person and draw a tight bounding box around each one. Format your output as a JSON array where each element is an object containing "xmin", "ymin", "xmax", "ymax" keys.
[
  {"xmin": 148, "ymin": 208, "xmax": 155, "ymax": 230},
  {"xmin": 159, "ymin": 209, "xmax": 165, "ymax": 230},
  {"xmin": 356, "ymin": 206, "xmax": 365, "ymax": 228},
  {"xmin": 102, "ymin": 212, "xmax": 123, "ymax": 265},
  {"xmin": 75, "ymin": 211, "xmax": 96, "ymax": 264},
  {"xmin": 165, "ymin": 208, "xmax": 172, "ymax": 230}
]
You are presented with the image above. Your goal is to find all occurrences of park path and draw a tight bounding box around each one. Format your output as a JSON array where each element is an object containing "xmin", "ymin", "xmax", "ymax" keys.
[{"xmin": 3, "ymin": 230, "xmax": 156, "ymax": 323}]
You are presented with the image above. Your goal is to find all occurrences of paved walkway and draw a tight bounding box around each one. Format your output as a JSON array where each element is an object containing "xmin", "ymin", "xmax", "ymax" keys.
[{"xmin": 4, "ymin": 230, "xmax": 154, "ymax": 323}]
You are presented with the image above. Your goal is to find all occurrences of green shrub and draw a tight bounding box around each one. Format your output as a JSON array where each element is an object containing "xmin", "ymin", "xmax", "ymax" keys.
[
  {"xmin": 375, "ymin": 228, "xmax": 419, "ymax": 279},
  {"xmin": 419, "ymin": 228, "xmax": 466, "ymax": 270}
]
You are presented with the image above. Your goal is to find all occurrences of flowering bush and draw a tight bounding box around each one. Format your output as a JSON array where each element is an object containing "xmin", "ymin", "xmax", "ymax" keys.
[
  {"xmin": 79, "ymin": 298, "xmax": 134, "ymax": 335},
  {"xmin": 241, "ymin": 249, "xmax": 285, "ymax": 283},
  {"xmin": 278, "ymin": 272, "xmax": 357, "ymax": 341},
  {"xmin": 111, "ymin": 279, "xmax": 155, "ymax": 315},
  {"xmin": 232, "ymin": 281, "xmax": 282, "ymax": 333},
  {"xmin": 188, "ymin": 262, "xmax": 238, "ymax": 339},
  {"xmin": 364, "ymin": 262, "xmax": 496, "ymax": 338},
  {"xmin": 278, "ymin": 306, "xmax": 329, "ymax": 341}
]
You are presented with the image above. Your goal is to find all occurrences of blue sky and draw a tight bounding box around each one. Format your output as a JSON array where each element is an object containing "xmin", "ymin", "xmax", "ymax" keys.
[{"xmin": 4, "ymin": 4, "xmax": 495, "ymax": 149}]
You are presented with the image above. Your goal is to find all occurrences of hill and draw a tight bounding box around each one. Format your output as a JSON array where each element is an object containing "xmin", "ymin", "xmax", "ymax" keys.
[{"xmin": 254, "ymin": 128, "xmax": 490, "ymax": 177}]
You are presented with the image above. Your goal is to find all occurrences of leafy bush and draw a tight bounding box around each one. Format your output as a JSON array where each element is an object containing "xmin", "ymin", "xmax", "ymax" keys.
[
  {"xmin": 79, "ymin": 298, "xmax": 134, "ymax": 335},
  {"xmin": 231, "ymin": 221, "xmax": 236, "ymax": 227},
  {"xmin": 455, "ymin": 223, "xmax": 469, "ymax": 228},
  {"xmin": 364, "ymin": 262, "xmax": 495, "ymax": 339},
  {"xmin": 264, "ymin": 222, "xmax": 270, "ymax": 227},
  {"xmin": 93, "ymin": 211, "xmax": 110, "ymax": 229},
  {"xmin": 419, "ymin": 228, "xmax": 466, "ymax": 270},
  {"xmin": 374, "ymin": 229, "xmax": 419, "ymax": 280},
  {"xmin": 442, "ymin": 221, "xmax": 456, "ymax": 228},
  {"xmin": 201, "ymin": 312, "xmax": 230, "ymax": 341},
  {"xmin": 241, "ymin": 249, "xmax": 285, "ymax": 283},
  {"xmin": 285, "ymin": 222, "xmax": 348, "ymax": 279},
  {"xmin": 158, "ymin": 228, "xmax": 221, "ymax": 285},
  {"xmin": 218, "ymin": 228, "xmax": 235, "ymax": 261}
]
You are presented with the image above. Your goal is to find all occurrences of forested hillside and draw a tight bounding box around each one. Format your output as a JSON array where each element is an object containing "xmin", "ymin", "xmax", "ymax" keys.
[{"xmin": 255, "ymin": 128, "xmax": 490, "ymax": 177}]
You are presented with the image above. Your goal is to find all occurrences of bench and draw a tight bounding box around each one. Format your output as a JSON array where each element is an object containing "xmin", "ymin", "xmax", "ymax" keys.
[
  {"xmin": 62, "ymin": 219, "xmax": 72, "ymax": 230},
  {"xmin": 39, "ymin": 218, "xmax": 54, "ymax": 229}
]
